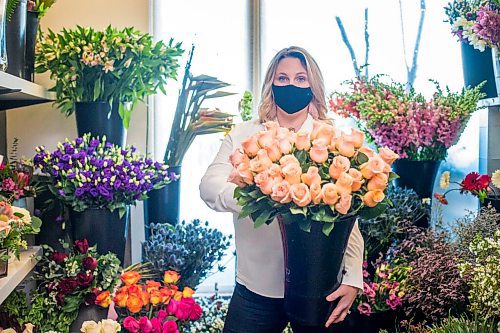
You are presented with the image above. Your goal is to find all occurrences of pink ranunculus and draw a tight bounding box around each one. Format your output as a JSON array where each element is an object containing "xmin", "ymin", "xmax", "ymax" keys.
[
  {"xmin": 167, "ymin": 299, "xmax": 179, "ymax": 315},
  {"xmin": 357, "ymin": 302, "xmax": 372, "ymax": 316},
  {"xmin": 123, "ymin": 317, "xmax": 140, "ymax": 333},
  {"xmin": 189, "ymin": 302, "xmax": 203, "ymax": 320},
  {"xmin": 150, "ymin": 318, "xmax": 162, "ymax": 333},
  {"xmin": 157, "ymin": 309, "xmax": 168, "ymax": 323},
  {"xmin": 175, "ymin": 297, "xmax": 195, "ymax": 320},
  {"xmin": 162, "ymin": 321, "xmax": 179, "ymax": 333},
  {"xmin": 139, "ymin": 316, "xmax": 153, "ymax": 333}
]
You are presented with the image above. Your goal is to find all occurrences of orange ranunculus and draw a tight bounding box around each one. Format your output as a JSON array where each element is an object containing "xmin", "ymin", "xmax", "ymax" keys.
[
  {"xmin": 236, "ymin": 162, "xmax": 254, "ymax": 185},
  {"xmin": 118, "ymin": 285, "xmax": 129, "ymax": 294},
  {"xmin": 271, "ymin": 180, "xmax": 292, "ymax": 204},
  {"xmin": 160, "ymin": 287, "xmax": 173, "ymax": 303},
  {"xmin": 363, "ymin": 190, "xmax": 385, "ymax": 207},
  {"xmin": 295, "ymin": 130, "xmax": 311, "ymax": 151},
  {"xmin": 301, "ymin": 166, "xmax": 321, "ymax": 187},
  {"xmin": 241, "ymin": 135, "xmax": 260, "ymax": 157},
  {"xmin": 335, "ymin": 172, "xmax": 354, "ymax": 195},
  {"xmin": 127, "ymin": 285, "xmax": 142, "ymax": 297},
  {"xmin": 321, "ymin": 183, "xmax": 340, "ymax": 205},
  {"xmin": 174, "ymin": 291, "xmax": 183, "ymax": 302},
  {"xmin": 265, "ymin": 141, "xmax": 283, "ymax": 162},
  {"xmin": 164, "ymin": 270, "xmax": 181, "ymax": 284},
  {"xmin": 126, "ymin": 294, "xmax": 143, "ymax": 313},
  {"xmin": 360, "ymin": 156, "xmax": 387, "ymax": 179},
  {"xmin": 348, "ymin": 168, "xmax": 364, "ymax": 192},
  {"xmin": 290, "ymin": 183, "xmax": 312, "ymax": 207},
  {"xmin": 268, "ymin": 164, "xmax": 282, "ymax": 179},
  {"xmin": 310, "ymin": 182, "xmax": 323, "ymax": 204},
  {"xmin": 336, "ymin": 134, "xmax": 356, "ymax": 157},
  {"xmin": 329, "ymin": 155, "xmax": 351, "ymax": 180},
  {"xmin": 282, "ymin": 163, "xmax": 302, "ymax": 185},
  {"xmin": 348, "ymin": 128, "xmax": 364, "ymax": 148},
  {"xmin": 229, "ymin": 149, "xmax": 250, "ymax": 168},
  {"xmin": 96, "ymin": 291, "xmax": 112, "ymax": 308},
  {"xmin": 367, "ymin": 173, "xmax": 389, "ymax": 191},
  {"xmin": 278, "ymin": 138, "xmax": 293, "ymax": 155},
  {"xmin": 255, "ymin": 171, "xmax": 275, "ymax": 195},
  {"xmin": 150, "ymin": 289, "xmax": 162, "ymax": 305},
  {"xmin": 378, "ymin": 147, "xmax": 399, "ymax": 165},
  {"xmin": 257, "ymin": 130, "xmax": 275, "ymax": 148},
  {"xmin": 121, "ymin": 271, "xmax": 142, "ymax": 286},
  {"xmin": 140, "ymin": 290, "xmax": 150, "ymax": 306},
  {"xmin": 310, "ymin": 139, "xmax": 329, "ymax": 164},
  {"xmin": 183, "ymin": 287, "xmax": 195, "ymax": 298},
  {"xmin": 335, "ymin": 193, "xmax": 352, "ymax": 215},
  {"xmin": 279, "ymin": 155, "xmax": 300, "ymax": 167},
  {"xmin": 249, "ymin": 149, "xmax": 273, "ymax": 173},
  {"xmin": 358, "ymin": 146, "xmax": 375, "ymax": 158},
  {"xmin": 114, "ymin": 292, "xmax": 128, "ymax": 308}
]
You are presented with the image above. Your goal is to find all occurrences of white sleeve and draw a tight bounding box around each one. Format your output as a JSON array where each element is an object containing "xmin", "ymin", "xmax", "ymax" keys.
[
  {"xmin": 199, "ymin": 131, "xmax": 241, "ymax": 214},
  {"xmin": 341, "ymin": 220, "xmax": 364, "ymax": 292}
]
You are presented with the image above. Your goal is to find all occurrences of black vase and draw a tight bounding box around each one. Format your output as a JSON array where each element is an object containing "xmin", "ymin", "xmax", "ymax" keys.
[
  {"xmin": 24, "ymin": 11, "xmax": 38, "ymax": 82},
  {"xmin": 70, "ymin": 207, "xmax": 129, "ymax": 264},
  {"xmin": 5, "ymin": 0, "xmax": 26, "ymax": 78},
  {"xmin": 74, "ymin": 102, "xmax": 127, "ymax": 147},
  {"xmin": 461, "ymin": 42, "xmax": 498, "ymax": 99},
  {"xmin": 143, "ymin": 166, "xmax": 181, "ymax": 235},
  {"xmin": 0, "ymin": 248, "xmax": 8, "ymax": 278},
  {"xmin": 281, "ymin": 216, "xmax": 357, "ymax": 327},
  {"xmin": 481, "ymin": 197, "xmax": 500, "ymax": 213},
  {"xmin": 334, "ymin": 311, "xmax": 398, "ymax": 333},
  {"xmin": 392, "ymin": 159, "xmax": 441, "ymax": 200},
  {"xmin": 69, "ymin": 304, "xmax": 108, "ymax": 333}
]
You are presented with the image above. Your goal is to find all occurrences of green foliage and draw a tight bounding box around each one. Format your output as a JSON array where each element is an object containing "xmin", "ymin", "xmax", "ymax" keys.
[
  {"xmin": 238, "ymin": 90, "xmax": 253, "ymax": 121},
  {"xmin": 33, "ymin": 0, "xmax": 57, "ymax": 18},
  {"xmin": 428, "ymin": 314, "xmax": 499, "ymax": 333},
  {"xmin": 0, "ymin": 290, "xmax": 28, "ymax": 321},
  {"xmin": 35, "ymin": 26, "xmax": 183, "ymax": 128},
  {"xmin": 6, "ymin": 0, "xmax": 20, "ymax": 22}
]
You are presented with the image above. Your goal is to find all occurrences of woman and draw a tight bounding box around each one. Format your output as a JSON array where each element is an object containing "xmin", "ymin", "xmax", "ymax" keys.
[{"xmin": 200, "ymin": 46, "xmax": 364, "ymax": 332}]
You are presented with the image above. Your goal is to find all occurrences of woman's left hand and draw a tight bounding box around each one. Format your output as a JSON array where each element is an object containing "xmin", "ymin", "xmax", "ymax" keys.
[{"xmin": 324, "ymin": 284, "xmax": 358, "ymax": 327}]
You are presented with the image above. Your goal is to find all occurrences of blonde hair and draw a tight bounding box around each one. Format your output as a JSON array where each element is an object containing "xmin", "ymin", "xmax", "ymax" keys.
[{"xmin": 258, "ymin": 46, "xmax": 330, "ymax": 124}]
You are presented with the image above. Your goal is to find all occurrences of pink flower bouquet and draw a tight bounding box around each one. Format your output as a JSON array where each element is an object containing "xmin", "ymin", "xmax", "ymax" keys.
[{"xmin": 230, "ymin": 120, "xmax": 399, "ymax": 235}]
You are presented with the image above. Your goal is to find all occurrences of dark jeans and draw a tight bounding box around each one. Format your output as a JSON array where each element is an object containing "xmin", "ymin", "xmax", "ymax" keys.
[{"xmin": 223, "ymin": 283, "xmax": 340, "ymax": 333}]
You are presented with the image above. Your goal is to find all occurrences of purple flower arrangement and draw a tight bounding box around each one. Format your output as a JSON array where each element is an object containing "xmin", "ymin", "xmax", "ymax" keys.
[
  {"xmin": 33, "ymin": 134, "xmax": 176, "ymax": 215},
  {"xmin": 329, "ymin": 77, "xmax": 485, "ymax": 160}
]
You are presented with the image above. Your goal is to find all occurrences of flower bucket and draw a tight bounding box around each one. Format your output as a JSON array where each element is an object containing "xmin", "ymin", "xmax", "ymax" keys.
[
  {"xmin": 5, "ymin": 0, "xmax": 26, "ymax": 78},
  {"xmin": 69, "ymin": 304, "xmax": 108, "ymax": 333},
  {"xmin": 70, "ymin": 207, "xmax": 129, "ymax": 264},
  {"xmin": 75, "ymin": 102, "xmax": 127, "ymax": 147},
  {"xmin": 0, "ymin": 247, "xmax": 7, "ymax": 278},
  {"xmin": 461, "ymin": 43, "xmax": 498, "ymax": 99},
  {"xmin": 392, "ymin": 159, "xmax": 441, "ymax": 200},
  {"xmin": 24, "ymin": 10, "xmax": 39, "ymax": 81},
  {"xmin": 280, "ymin": 215, "xmax": 357, "ymax": 327}
]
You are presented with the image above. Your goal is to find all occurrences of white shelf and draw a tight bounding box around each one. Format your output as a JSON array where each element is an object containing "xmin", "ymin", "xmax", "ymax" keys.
[
  {"xmin": 0, "ymin": 246, "xmax": 41, "ymax": 304},
  {"xmin": 478, "ymin": 97, "xmax": 500, "ymax": 108},
  {"xmin": 0, "ymin": 71, "xmax": 55, "ymax": 110}
]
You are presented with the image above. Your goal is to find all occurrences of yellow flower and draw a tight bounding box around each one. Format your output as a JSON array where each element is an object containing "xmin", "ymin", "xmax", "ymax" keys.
[
  {"xmin": 439, "ymin": 171, "xmax": 450, "ymax": 190},
  {"xmin": 103, "ymin": 60, "xmax": 115, "ymax": 73},
  {"xmin": 491, "ymin": 169, "xmax": 500, "ymax": 188}
]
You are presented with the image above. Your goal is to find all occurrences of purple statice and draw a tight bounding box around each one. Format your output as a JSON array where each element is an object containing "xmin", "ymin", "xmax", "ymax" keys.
[
  {"xmin": 33, "ymin": 134, "xmax": 172, "ymax": 214},
  {"xmin": 473, "ymin": 7, "xmax": 500, "ymax": 48}
]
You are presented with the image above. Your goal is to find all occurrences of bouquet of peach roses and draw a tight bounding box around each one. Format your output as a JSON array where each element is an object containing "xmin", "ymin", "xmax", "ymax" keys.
[{"xmin": 229, "ymin": 120, "xmax": 399, "ymax": 235}]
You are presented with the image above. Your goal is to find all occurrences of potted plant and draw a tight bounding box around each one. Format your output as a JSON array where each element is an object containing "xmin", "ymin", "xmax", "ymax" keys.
[
  {"xmin": 35, "ymin": 26, "xmax": 183, "ymax": 146},
  {"xmin": 329, "ymin": 76, "xmax": 485, "ymax": 203},
  {"xmin": 33, "ymin": 134, "xmax": 174, "ymax": 262},
  {"xmin": 145, "ymin": 45, "xmax": 234, "ymax": 226},
  {"xmin": 0, "ymin": 200, "xmax": 41, "ymax": 277},
  {"xmin": 444, "ymin": 0, "xmax": 500, "ymax": 98}
]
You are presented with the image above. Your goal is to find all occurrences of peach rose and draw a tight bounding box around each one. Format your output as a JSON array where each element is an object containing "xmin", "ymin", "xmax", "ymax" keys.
[
  {"xmin": 271, "ymin": 180, "xmax": 292, "ymax": 203},
  {"xmin": 249, "ymin": 149, "xmax": 273, "ymax": 173},
  {"xmin": 255, "ymin": 171, "xmax": 275, "ymax": 195},
  {"xmin": 290, "ymin": 183, "xmax": 312, "ymax": 207},
  {"xmin": 300, "ymin": 166, "xmax": 321, "ymax": 187},
  {"xmin": 335, "ymin": 172, "xmax": 354, "ymax": 195},
  {"xmin": 258, "ymin": 130, "xmax": 275, "ymax": 148},
  {"xmin": 360, "ymin": 156, "xmax": 388, "ymax": 179},
  {"xmin": 358, "ymin": 146, "xmax": 375, "ymax": 158},
  {"xmin": 295, "ymin": 130, "xmax": 311, "ymax": 151},
  {"xmin": 378, "ymin": 147, "xmax": 399, "ymax": 165},
  {"xmin": 265, "ymin": 140, "xmax": 283, "ymax": 162},
  {"xmin": 311, "ymin": 121, "xmax": 335, "ymax": 143},
  {"xmin": 236, "ymin": 162, "xmax": 254, "ymax": 185},
  {"xmin": 263, "ymin": 121, "xmax": 280, "ymax": 136},
  {"xmin": 268, "ymin": 164, "xmax": 282, "ymax": 179},
  {"xmin": 279, "ymin": 155, "xmax": 300, "ymax": 167},
  {"xmin": 336, "ymin": 135, "xmax": 356, "ymax": 157},
  {"xmin": 282, "ymin": 163, "xmax": 302, "ymax": 185},
  {"xmin": 329, "ymin": 155, "xmax": 351, "ymax": 180},
  {"xmin": 367, "ymin": 173, "xmax": 389, "ymax": 191},
  {"xmin": 335, "ymin": 193, "xmax": 352, "ymax": 215},
  {"xmin": 310, "ymin": 139, "xmax": 329, "ymax": 164},
  {"xmin": 310, "ymin": 182, "xmax": 323, "ymax": 204},
  {"xmin": 241, "ymin": 135, "xmax": 260, "ymax": 157},
  {"xmin": 348, "ymin": 128, "xmax": 365, "ymax": 148},
  {"xmin": 276, "ymin": 126, "xmax": 290, "ymax": 140},
  {"xmin": 278, "ymin": 138, "xmax": 293, "ymax": 155},
  {"xmin": 348, "ymin": 168, "xmax": 364, "ymax": 191},
  {"xmin": 363, "ymin": 190, "xmax": 385, "ymax": 207},
  {"xmin": 229, "ymin": 149, "xmax": 250, "ymax": 168},
  {"xmin": 228, "ymin": 168, "xmax": 246, "ymax": 188},
  {"xmin": 321, "ymin": 183, "xmax": 340, "ymax": 205}
]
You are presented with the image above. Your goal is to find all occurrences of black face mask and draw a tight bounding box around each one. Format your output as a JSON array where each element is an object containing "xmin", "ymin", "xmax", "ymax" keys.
[{"xmin": 272, "ymin": 84, "xmax": 313, "ymax": 114}]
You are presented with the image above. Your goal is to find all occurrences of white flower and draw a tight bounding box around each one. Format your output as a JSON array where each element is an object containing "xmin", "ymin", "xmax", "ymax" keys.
[
  {"xmin": 23, "ymin": 323, "xmax": 34, "ymax": 333},
  {"xmin": 80, "ymin": 321, "xmax": 102, "ymax": 333},
  {"xmin": 100, "ymin": 319, "xmax": 121, "ymax": 333},
  {"xmin": 491, "ymin": 170, "xmax": 500, "ymax": 189},
  {"xmin": 103, "ymin": 60, "xmax": 115, "ymax": 73},
  {"xmin": 3, "ymin": 329, "xmax": 17, "ymax": 333},
  {"xmin": 123, "ymin": 58, "xmax": 132, "ymax": 68},
  {"xmin": 439, "ymin": 171, "xmax": 450, "ymax": 190}
]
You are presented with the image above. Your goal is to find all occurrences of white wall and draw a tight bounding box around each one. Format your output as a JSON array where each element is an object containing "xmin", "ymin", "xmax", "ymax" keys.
[{"xmin": 6, "ymin": 0, "xmax": 151, "ymax": 263}]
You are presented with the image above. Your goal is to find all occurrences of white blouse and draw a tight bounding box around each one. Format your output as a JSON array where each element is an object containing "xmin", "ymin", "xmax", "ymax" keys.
[{"xmin": 199, "ymin": 115, "xmax": 364, "ymax": 298}]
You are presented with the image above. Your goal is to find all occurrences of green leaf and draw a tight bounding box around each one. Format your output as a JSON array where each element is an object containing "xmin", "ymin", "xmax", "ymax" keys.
[
  {"xmin": 356, "ymin": 152, "xmax": 369, "ymax": 164},
  {"xmin": 205, "ymin": 91, "xmax": 237, "ymax": 99},
  {"xmin": 30, "ymin": 216, "xmax": 43, "ymax": 231},
  {"xmin": 359, "ymin": 203, "xmax": 388, "ymax": 219},
  {"xmin": 388, "ymin": 172, "xmax": 399, "ymax": 181},
  {"xmin": 290, "ymin": 206, "xmax": 307, "ymax": 216},
  {"xmin": 298, "ymin": 219, "xmax": 312, "ymax": 232},
  {"xmin": 238, "ymin": 203, "xmax": 261, "ymax": 219},
  {"xmin": 322, "ymin": 222, "xmax": 335, "ymax": 236},
  {"xmin": 254, "ymin": 210, "xmax": 273, "ymax": 228}
]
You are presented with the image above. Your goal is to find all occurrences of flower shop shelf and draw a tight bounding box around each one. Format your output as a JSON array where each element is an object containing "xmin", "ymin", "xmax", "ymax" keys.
[
  {"xmin": 478, "ymin": 97, "xmax": 500, "ymax": 108},
  {"xmin": 0, "ymin": 246, "xmax": 41, "ymax": 305},
  {"xmin": 0, "ymin": 72, "xmax": 55, "ymax": 110}
]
